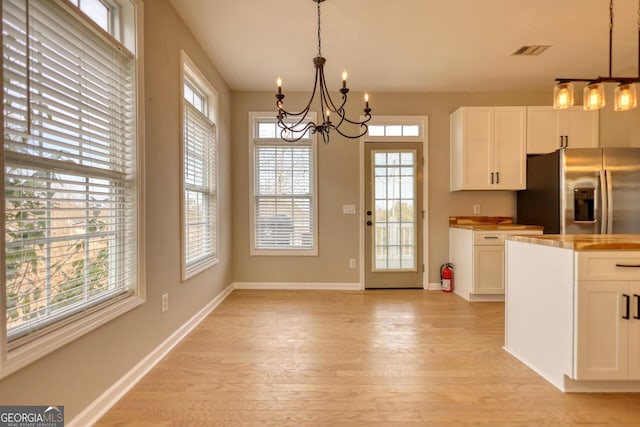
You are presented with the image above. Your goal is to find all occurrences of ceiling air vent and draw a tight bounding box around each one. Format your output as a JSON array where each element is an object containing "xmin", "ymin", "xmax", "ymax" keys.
[{"xmin": 511, "ymin": 45, "xmax": 551, "ymax": 56}]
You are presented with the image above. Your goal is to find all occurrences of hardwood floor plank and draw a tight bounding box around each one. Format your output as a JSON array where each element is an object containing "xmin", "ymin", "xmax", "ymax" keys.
[{"xmin": 96, "ymin": 290, "xmax": 640, "ymax": 426}]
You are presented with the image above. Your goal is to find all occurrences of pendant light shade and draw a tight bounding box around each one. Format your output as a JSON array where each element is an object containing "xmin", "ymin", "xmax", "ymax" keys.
[
  {"xmin": 553, "ymin": 82, "xmax": 574, "ymax": 109},
  {"xmin": 614, "ymin": 83, "xmax": 638, "ymax": 111},
  {"xmin": 583, "ymin": 82, "xmax": 606, "ymax": 110},
  {"xmin": 553, "ymin": 0, "xmax": 640, "ymax": 112}
]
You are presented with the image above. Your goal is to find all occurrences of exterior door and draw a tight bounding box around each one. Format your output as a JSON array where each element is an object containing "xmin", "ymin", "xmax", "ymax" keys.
[{"xmin": 364, "ymin": 142, "xmax": 423, "ymax": 289}]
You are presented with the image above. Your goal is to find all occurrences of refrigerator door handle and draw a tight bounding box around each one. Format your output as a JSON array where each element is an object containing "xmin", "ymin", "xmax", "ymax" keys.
[
  {"xmin": 600, "ymin": 171, "xmax": 607, "ymax": 234},
  {"xmin": 606, "ymin": 169, "xmax": 613, "ymax": 234}
]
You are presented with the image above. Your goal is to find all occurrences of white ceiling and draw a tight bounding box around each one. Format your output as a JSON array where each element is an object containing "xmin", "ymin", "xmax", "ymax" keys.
[{"xmin": 168, "ymin": 0, "xmax": 640, "ymax": 93}]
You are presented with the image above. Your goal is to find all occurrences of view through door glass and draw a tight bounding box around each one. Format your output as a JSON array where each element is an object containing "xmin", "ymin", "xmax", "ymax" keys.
[{"xmin": 364, "ymin": 142, "xmax": 423, "ymax": 289}]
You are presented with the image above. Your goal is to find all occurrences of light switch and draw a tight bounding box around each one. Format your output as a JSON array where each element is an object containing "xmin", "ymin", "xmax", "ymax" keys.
[{"xmin": 343, "ymin": 204, "xmax": 356, "ymax": 215}]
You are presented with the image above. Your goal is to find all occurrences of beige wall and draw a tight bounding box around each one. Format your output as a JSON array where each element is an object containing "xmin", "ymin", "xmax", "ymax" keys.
[
  {"xmin": 232, "ymin": 91, "xmax": 551, "ymax": 284},
  {"xmin": 0, "ymin": 0, "xmax": 233, "ymax": 419}
]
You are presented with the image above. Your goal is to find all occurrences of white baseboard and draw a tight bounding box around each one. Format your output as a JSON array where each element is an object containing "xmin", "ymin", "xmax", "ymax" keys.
[
  {"xmin": 68, "ymin": 283, "xmax": 234, "ymax": 427},
  {"xmin": 233, "ymin": 282, "xmax": 361, "ymax": 291},
  {"xmin": 428, "ymin": 282, "xmax": 443, "ymax": 291}
]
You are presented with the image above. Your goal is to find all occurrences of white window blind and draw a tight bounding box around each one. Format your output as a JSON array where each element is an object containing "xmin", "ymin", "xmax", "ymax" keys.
[
  {"xmin": 252, "ymin": 117, "xmax": 316, "ymax": 252},
  {"xmin": 3, "ymin": 0, "xmax": 137, "ymax": 344},
  {"xmin": 183, "ymin": 101, "xmax": 217, "ymax": 272}
]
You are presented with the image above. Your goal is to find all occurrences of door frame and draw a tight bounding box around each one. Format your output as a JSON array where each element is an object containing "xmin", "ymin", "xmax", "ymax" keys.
[{"xmin": 359, "ymin": 116, "xmax": 429, "ymax": 290}]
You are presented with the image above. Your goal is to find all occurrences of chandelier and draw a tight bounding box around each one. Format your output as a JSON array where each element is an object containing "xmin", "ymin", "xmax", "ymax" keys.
[
  {"xmin": 275, "ymin": 0, "xmax": 372, "ymax": 144},
  {"xmin": 553, "ymin": 0, "xmax": 640, "ymax": 111}
]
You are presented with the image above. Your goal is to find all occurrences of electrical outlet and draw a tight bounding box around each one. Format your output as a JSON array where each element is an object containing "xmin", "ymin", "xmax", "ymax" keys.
[
  {"xmin": 161, "ymin": 294, "xmax": 169, "ymax": 312},
  {"xmin": 349, "ymin": 258, "xmax": 357, "ymax": 269},
  {"xmin": 473, "ymin": 204, "xmax": 481, "ymax": 215}
]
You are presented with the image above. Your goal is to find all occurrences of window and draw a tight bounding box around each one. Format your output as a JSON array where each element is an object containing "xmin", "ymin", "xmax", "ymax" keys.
[
  {"xmin": 2, "ymin": 0, "xmax": 143, "ymax": 377},
  {"xmin": 249, "ymin": 113, "xmax": 317, "ymax": 256},
  {"xmin": 368, "ymin": 124, "xmax": 421, "ymax": 138},
  {"xmin": 181, "ymin": 52, "xmax": 218, "ymax": 280}
]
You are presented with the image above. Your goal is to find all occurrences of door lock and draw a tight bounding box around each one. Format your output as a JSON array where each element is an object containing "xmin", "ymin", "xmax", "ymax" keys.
[
  {"xmin": 366, "ymin": 221, "xmax": 372, "ymax": 226},
  {"xmin": 366, "ymin": 210, "xmax": 372, "ymax": 216}
]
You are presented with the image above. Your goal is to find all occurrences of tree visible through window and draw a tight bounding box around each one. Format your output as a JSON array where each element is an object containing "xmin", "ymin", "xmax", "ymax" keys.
[{"xmin": 2, "ymin": 0, "xmax": 140, "ymax": 349}]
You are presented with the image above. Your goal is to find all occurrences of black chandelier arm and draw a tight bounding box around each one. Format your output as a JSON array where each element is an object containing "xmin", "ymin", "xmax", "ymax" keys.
[
  {"xmin": 278, "ymin": 121, "xmax": 317, "ymax": 142},
  {"xmin": 332, "ymin": 121, "xmax": 370, "ymax": 140}
]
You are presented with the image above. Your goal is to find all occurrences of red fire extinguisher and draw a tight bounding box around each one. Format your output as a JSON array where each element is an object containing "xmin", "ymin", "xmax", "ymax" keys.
[{"xmin": 440, "ymin": 263, "xmax": 454, "ymax": 292}]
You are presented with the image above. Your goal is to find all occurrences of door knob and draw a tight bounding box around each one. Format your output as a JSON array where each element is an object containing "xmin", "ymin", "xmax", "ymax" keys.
[
  {"xmin": 366, "ymin": 220, "xmax": 372, "ymax": 226},
  {"xmin": 366, "ymin": 210, "xmax": 372, "ymax": 216}
]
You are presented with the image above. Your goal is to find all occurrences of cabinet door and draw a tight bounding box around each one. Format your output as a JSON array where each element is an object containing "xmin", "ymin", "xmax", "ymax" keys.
[
  {"xmin": 629, "ymin": 282, "xmax": 640, "ymax": 379},
  {"xmin": 473, "ymin": 245, "xmax": 504, "ymax": 294},
  {"xmin": 575, "ymin": 281, "xmax": 629, "ymax": 380},
  {"xmin": 527, "ymin": 106, "xmax": 561, "ymax": 154},
  {"xmin": 560, "ymin": 108, "xmax": 599, "ymax": 149},
  {"xmin": 461, "ymin": 108, "xmax": 493, "ymax": 189},
  {"xmin": 493, "ymin": 107, "xmax": 526, "ymax": 189}
]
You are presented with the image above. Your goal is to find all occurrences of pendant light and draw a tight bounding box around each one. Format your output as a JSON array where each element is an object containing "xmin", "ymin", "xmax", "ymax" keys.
[{"xmin": 553, "ymin": 0, "xmax": 640, "ymax": 111}]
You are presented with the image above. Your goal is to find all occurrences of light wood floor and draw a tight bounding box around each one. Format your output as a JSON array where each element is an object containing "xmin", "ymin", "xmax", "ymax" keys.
[{"xmin": 97, "ymin": 290, "xmax": 640, "ymax": 426}]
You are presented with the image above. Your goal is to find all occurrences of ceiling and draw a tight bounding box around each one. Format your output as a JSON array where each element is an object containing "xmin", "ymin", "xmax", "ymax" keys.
[{"xmin": 168, "ymin": 0, "xmax": 640, "ymax": 93}]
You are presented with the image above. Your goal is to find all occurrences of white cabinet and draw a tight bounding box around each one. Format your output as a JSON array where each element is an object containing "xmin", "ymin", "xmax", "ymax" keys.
[
  {"xmin": 473, "ymin": 245, "xmax": 505, "ymax": 294},
  {"xmin": 449, "ymin": 227, "xmax": 542, "ymax": 301},
  {"xmin": 450, "ymin": 107, "xmax": 526, "ymax": 191},
  {"xmin": 526, "ymin": 106, "xmax": 599, "ymax": 154},
  {"xmin": 575, "ymin": 252, "xmax": 640, "ymax": 381}
]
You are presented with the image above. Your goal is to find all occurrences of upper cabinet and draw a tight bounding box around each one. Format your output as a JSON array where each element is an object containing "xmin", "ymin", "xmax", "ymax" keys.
[
  {"xmin": 526, "ymin": 106, "xmax": 599, "ymax": 154},
  {"xmin": 450, "ymin": 107, "xmax": 526, "ymax": 191}
]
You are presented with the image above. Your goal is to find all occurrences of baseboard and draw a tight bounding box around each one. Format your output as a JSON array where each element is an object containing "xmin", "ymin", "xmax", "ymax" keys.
[
  {"xmin": 68, "ymin": 283, "xmax": 234, "ymax": 427},
  {"xmin": 233, "ymin": 282, "xmax": 361, "ymax": 291},
  {"xmin": 428, "ymin": 282, "xmax": 443, "ymax": 291}
]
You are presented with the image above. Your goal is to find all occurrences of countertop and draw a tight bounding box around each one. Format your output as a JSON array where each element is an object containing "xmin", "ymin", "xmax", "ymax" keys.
[
  {"xmin": 507, "ymin": 234, "xmax": 640, "ymax": 250},
  {"xmin": 450, "ymin": 224, "xmax": 544, "ymax": 231}
]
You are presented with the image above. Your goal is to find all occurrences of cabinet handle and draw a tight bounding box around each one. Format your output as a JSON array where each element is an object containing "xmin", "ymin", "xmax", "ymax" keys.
[
  {"xmin": 490, "ymin": 172, "xmax": 494, "ymax": 184},
  {"xmin": 634, "ymin": 295, "xmax": 640, "ymax": 320},
  {"xmin": 623, "ymin": 294, "xmax": 630, "ymax": 320},
  {"xmin": 615, "ymin": 264, "xmax": 640, "ymax": 268},
  {"xmin": 559, "ymin": 135, "xmax": 563, "ymax": 148},
  {"xmin": 496, "ymin": 171, "xmax": 500, "ymax": 184},
  {"xmin": 483, "ymin": 236, "xmax": 499, "ymax": 240},
  {"xmin": 565, "ymin": 135, "xmax": 569, "ymax": 148}
]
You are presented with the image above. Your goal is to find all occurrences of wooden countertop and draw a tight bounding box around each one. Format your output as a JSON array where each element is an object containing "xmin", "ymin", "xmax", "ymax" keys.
[
  {"xmin": 450, "ymin": 224, "xmax": 544, "ymax": 231},
  {"xmin": 507, "ymin": 234, "xmax": 640, "ymax": 250}
]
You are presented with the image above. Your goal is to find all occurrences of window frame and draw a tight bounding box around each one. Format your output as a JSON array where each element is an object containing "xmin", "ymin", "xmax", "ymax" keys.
[
  {"xmin": 180, "ymin": 51, "xmax": 219, "ymax": 280},
  {"xmin": 0, "ymin": 0, "xmax": 145, "ymax": 380},
  {"xmin": 249, "ymin": 112, "xmax": 318, "ymax": 256}
]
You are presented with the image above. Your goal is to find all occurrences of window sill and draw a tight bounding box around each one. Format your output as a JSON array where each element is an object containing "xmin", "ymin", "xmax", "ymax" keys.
[
  {"xmin": 1, "ymin": 295, "xmax": 144, "ymax": 380},
  {"xmin": 182, "ymin": 257, "xmax": 219, "ymax": 281},
  {"xmin": 250, "ymin": 249, "xmax": 318, "ymax": 257}
]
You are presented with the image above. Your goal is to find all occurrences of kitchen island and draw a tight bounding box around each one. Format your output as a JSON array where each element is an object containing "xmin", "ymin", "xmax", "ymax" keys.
[{"xmin": 504, "ymin": 234, "xmax": 640, "ymax": 392}]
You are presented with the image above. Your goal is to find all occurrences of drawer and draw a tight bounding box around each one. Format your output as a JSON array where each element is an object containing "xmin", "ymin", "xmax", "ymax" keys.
[
  {"xmin": 577, "ymin": 252, "xmax": 640, "ymax": 281},
  {"xmin": 473, "ymin": 230, "xmax": 542, "ymax": 246},
  {"xmin": 474, "ymin": 232, "xmax": 505, "ymax": 245}
]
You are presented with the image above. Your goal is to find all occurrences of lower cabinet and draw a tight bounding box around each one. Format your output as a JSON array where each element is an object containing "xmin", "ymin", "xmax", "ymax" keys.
[
  {"xmin": 575, "ymin": 252, "xmax": 640, "ymax": 381},
  {"xmin": 449, "ymin": 227, "xmax": 542, "ymax": 301},
  {"xmin": 473, "ymin": 245, "xmax": 505, "ymax": 294}
]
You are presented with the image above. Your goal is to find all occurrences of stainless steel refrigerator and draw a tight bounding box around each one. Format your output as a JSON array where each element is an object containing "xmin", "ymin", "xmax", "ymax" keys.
[{"xmin": 517, "ymin": 148, "xmax": 640, "ymax": 234}]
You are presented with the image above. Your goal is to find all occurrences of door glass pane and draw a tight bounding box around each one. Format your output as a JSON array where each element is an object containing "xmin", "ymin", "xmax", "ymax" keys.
[{"xmin": 372, "ymin": 150, "xmax": 416, "ymax": 271}]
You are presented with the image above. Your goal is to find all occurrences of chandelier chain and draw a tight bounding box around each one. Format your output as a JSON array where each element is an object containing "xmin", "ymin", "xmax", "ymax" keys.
[{"xmin": 317, "ymin": 0, "xmax": 322, "ymax": 56}]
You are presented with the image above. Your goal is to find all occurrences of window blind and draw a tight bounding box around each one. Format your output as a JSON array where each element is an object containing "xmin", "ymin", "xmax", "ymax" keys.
[
  {"xmin": 3, "ymin": 0, "xmax": 137, "ymax": 344},
  {"xmin": 254, "ymin": 144, "xmax": 314, "ymax": 249},
  {"xmin": 183, "ymin": 103, "xmax": 216, "ymax": 270}
]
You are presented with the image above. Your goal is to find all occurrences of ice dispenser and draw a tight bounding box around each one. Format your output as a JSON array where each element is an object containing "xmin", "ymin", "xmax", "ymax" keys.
[{"xmin": 574, "ymin": 188, "xmax": 595, "ymax": 222}]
